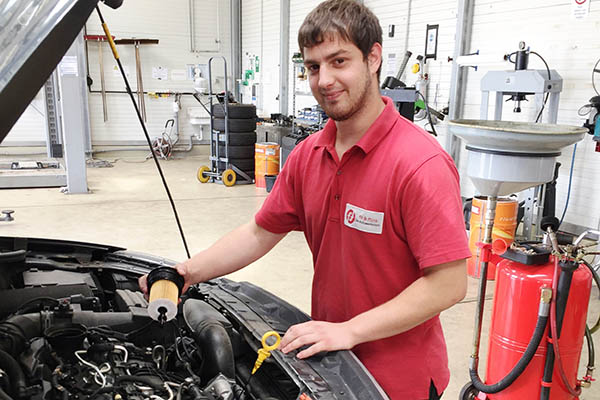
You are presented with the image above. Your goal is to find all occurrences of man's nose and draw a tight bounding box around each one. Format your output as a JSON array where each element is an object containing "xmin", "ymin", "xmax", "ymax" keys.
[{"xmin": 318, "ymin": 65, "xmax": 335, "ymax": 89}]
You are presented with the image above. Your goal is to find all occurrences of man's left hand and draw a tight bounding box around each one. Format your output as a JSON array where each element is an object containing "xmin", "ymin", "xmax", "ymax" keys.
[{"xmin": 280, "ymin": 321, "xmax": 356, "ymax": 359}]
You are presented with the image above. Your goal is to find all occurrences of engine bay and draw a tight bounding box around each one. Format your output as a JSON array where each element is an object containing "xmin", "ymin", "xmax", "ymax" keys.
[
  {"xmin": 0, "ymin": 238, "xmax": 388, "ymax": 400},
  {"xmin": 0, "ymin": 249, "xmax": 298, "ymax": 399}
]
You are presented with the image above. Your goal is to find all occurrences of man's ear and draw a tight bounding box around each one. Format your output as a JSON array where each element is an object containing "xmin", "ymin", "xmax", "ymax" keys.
[{"xmin": 367, "ymin": 42, "xmax": 382, "ymax": 75}]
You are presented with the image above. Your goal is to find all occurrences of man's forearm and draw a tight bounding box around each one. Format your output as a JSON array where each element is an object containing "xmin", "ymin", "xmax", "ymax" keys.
[
  {"xmin": 346, "ymin": 259, "xmax": 467, "ymax": 346},
  {"xmin": 184, "ymin": 219, "xmax": 286, "ymax": 284}
]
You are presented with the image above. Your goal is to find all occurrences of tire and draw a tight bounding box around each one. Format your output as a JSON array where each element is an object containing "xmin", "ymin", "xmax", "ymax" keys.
[
  {"xmin": 218, "ymin": 158, "xmax": 255, "ymax": 171},
  {"xmin": 197, "ymin": 166, "xmax": 211, "ymax": 183},
  {"xmin": 233, "ymin": 169, "xmax": 254, "ymax": 180},
  {"xmin": 211, "ymin": 144, "xmax": 255, "ymax": 159},
  {"xmin": 459, "ymin": 383, "xmax": 478, "ymax": 400},
  {"xmin": 214, "ymin": 131, "xmax": 257, "ymax": 146},
  {"xmin": 222, "ymin": 169, "xmax": 236, "ymax": 187},
  {"xmin": 213, "ymin": 118, "xmax": 256, "ymax": 133},
  {"xmin": 211, "ymin": 103, "xmax": 256, "ymax": 119}
]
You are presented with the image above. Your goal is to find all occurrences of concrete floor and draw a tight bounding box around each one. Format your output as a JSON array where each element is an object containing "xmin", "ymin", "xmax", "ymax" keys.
[{"xmin": 1, "ymin": 146, "xmax": 598, "ymax": 399}]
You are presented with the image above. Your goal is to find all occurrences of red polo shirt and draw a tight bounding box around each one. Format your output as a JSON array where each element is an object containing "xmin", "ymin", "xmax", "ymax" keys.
[{"xmin": 255, "ymin": 97, "xmax": 470, "ymax": 399}]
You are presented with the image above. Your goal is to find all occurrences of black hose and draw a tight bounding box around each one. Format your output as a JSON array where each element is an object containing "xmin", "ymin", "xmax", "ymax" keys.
[
  {"xmin": 50, "ymin": 373, "xmax": 68, "ymax": 400},
  {"xmin": 115, "ymin": 375, "xmax": 164, "ymax": 390},
  {"xmin": 582, "ymin": 260, "xmax": 600, "ymax": 333},
  {"xmin": 585, "ymin": 325, "xmax": 595, "ymax": 372},
  {"xmin": 470, "ymin": 314, "xmax": 548, "ymax": 393},
  {"xmin": 416, "ymin": 91, "xmax": 437, "ymax": 136},
  {"xmin": 235, "ymin": 362, "xmax": 273, "ymax": 400},
  {"xmin": 0, "ymin": 349, "xmax": 26, "ymax": 398},
  {"xmin": 0, "ymin": 250, "xmax": 26, "ymax": 264},
  {"xmin": 0, "ymin": 310, "xmax": 149, "ymax": 357},
  {"xmin": 540, "ymin": 260, "xmax": 577, "ymax": 400},
  {"xmin": 183, "ymin": 300, "xmax": 235, "ymax": 381},
  {"xmin": 15, "ymin": 297, "xmax": 59, "ymax": 315},
  {"xmin": 530, "ymin": 51, "xmax": 551, "ymax": 123},
  {"xmin": 0, "ymin": 387, "xmax": 12, "ymax": 400}
]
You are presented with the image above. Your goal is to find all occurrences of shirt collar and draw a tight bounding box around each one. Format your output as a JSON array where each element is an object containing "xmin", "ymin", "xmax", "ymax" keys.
[{"xmin": 313, "ymin": 96, "xmax": 399, "ymax": 155}]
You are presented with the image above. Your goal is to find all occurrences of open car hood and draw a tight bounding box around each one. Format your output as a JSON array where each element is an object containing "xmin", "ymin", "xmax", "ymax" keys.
[{"xmin": 0, "ymin": 0, "xmax": 122, "ymax": 143}]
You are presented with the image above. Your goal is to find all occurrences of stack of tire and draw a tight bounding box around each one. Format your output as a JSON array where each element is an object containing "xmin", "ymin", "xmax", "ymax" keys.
[{"xmin": 211, "ymin": 102, "xmax": 257, "ymax": 182}]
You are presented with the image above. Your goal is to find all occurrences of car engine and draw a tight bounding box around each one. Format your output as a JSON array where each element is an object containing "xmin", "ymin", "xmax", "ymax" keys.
[
  {"xmin": 0, "ymin": 240, "xmax": 389, "ymax": 400},
  {"xmin": 0, "ymin": 251, "xmax": 288, "ymax": 400}
]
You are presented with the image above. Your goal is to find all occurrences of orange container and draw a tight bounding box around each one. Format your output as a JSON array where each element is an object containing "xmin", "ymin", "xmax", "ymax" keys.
[
  {"xmin": 255, "ymin": 142, "xmax": 280, "ymax": 188},
  {"xmin": 467, "ymin": 196, "xmax": 518, "ymax": 280}
]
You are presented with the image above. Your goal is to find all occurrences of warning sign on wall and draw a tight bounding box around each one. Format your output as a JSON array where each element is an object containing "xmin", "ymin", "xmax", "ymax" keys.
[{"xmin": 572, "ymin": 0, "xmax": 591, "ymax": 19}]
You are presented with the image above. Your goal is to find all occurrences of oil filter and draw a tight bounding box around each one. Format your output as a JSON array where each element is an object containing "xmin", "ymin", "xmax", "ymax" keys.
[{"xmin": 146, "ymin": 267, "xmax": 185, "ymax": 324}]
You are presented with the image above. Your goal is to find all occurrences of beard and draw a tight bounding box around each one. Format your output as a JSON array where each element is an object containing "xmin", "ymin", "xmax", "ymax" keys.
[{"xmin": 318, "ymin": 69, "xmax": 372, "ymax": 122}]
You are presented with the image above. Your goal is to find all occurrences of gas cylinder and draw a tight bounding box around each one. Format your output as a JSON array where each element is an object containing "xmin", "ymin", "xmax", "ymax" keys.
[{"xmin": 484, "ymin": 255, "xmax": 592, "ymax": 399}]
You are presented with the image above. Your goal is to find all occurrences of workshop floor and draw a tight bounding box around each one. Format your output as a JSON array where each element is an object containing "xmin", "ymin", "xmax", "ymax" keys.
[{"xmin": 1, "ymin": 146, "xmax": 599, "ymax": 399}]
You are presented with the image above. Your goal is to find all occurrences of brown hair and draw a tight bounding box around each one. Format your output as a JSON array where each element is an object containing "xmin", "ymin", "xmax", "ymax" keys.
[{"xmin": 297, "ymin": 0, "xmax": 383, "ymax": 77}]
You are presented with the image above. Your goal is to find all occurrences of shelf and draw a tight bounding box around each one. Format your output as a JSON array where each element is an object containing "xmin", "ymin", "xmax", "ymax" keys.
[{"xmin": 294, "ymin": 118, "xmax": 321, "ymax": 126}]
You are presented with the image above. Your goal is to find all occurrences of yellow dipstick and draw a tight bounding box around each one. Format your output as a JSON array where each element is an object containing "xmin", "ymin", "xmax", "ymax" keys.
[{"xmin": 251, "ymin": 331, "xmax": 281, "ymax": 375}]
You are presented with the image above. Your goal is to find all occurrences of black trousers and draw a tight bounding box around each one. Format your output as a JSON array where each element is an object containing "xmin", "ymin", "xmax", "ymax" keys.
[{"xmin": 427, "ymin": 380, "xmax": 442, "ymax": 400}]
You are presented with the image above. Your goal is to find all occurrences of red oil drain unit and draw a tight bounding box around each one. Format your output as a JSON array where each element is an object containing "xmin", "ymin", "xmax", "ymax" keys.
[{"xmin": 461, "ymin": 216, "xmax": 598, "ymax": 400}]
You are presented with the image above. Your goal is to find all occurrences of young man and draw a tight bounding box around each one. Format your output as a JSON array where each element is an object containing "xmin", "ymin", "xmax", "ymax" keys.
[{"xmin": 140, "ymin": 1, "xmax": 470, "ymax": 398}]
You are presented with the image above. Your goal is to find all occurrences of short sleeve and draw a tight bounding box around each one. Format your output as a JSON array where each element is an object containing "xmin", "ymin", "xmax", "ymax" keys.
[
  {"xmin": 399, "ymin": 154, "xmax": 471, "ymax": 269},
  {"xmin": 254, "ymin": 147, "xmax": 302, "ymax": 234}
]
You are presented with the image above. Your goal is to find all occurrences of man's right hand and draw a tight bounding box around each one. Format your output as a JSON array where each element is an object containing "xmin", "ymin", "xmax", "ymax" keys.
[{"xmin": 138, "ymin": 262, "xmax": 193, "ymax": 299}]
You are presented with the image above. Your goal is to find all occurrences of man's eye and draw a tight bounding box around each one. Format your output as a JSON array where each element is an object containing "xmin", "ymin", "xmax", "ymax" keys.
[
  {"xmin": 308, "ymin": 65, "xmax": 319, "ymax": 72},
  {"xmin": 335, "ymin": 58, "xmax": 345, "ymax": 65}
]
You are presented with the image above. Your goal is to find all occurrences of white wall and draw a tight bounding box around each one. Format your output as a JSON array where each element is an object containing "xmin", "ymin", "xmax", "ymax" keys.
[
  {"xmin": 461, "ymin": 0, "xmax": 600, "ymax": 230},
  {"xmin": 241, "ymin": 0, "xmax": 281, "ymax": 116},
  {"xmin": 5, "ymin": 0, "xmax": 599, "ymax": 230},
  {"xmin": 84, "ymin": 0, "xmax": 231, "ymax": 145},
  {"xmin": 255, "ymin": 0, "xmax": 599, "ymax": 231},
  {"xmin": 2, "ymin": 91, "xmax": 46, "ymax": 145},
  {"xmin": 4, "ymin": 0, "xmax": 232, "ymax": 146}
]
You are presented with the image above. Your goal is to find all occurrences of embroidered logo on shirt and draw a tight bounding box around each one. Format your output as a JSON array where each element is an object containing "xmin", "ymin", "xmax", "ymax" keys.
[{"xmin": 344, "ymin": 203, "xmax": 384, "ymax": 234}]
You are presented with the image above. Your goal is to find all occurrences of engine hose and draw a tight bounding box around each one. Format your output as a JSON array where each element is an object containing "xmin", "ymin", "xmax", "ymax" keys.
[
  {"xmin": 183, "ymin": 300, "xmax": 235, "ymax": 381},
  {"xmin": 0, "ymin": 250, "xmax": 26, "ymax": 264},
  {"xmin": 0, "ymin": 349, "xmax": 26, "ymax": 399},
  {"xmin": 50, "ymin": 374, "xmax": 68, "ymax": 400},
  {"xmin": 470, "ymin": 314, "xmax": 549, "ymax": 393},
  {"xmin": 115, "ymin": 375, "xmax": 164, "ymax": 390},
  {"xmin": 0, "ymin": 387, "xmax": 12, "ymax": 400},
  {"xmin": 234, "ymin": 362, "xmax": 273, "ymax": 400},
  {"xmin": 582, "ymin": 260, "xmax": 600, "ymax": 334},
  {"xmin": 0, "ymin": 310, "xmax": 149, "ymax": 357}
]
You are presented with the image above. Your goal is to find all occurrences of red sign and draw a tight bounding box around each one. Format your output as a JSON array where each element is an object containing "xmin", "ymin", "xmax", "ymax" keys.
[{"xmin": 346, "ymin": 209, "xmax": 356, "ymax": 224}]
